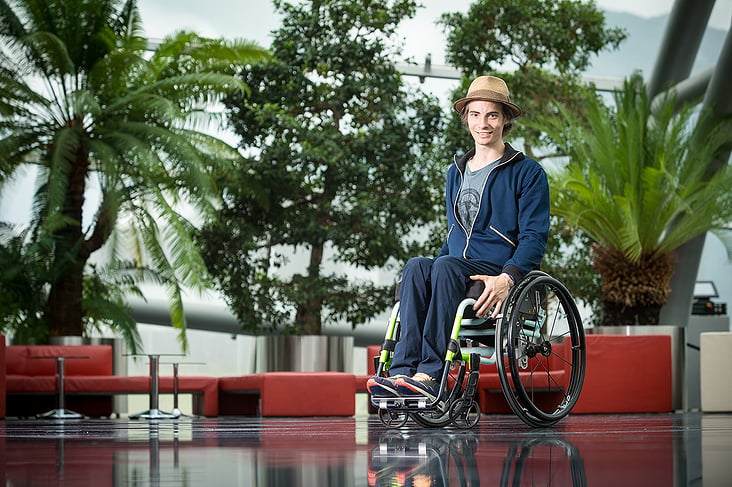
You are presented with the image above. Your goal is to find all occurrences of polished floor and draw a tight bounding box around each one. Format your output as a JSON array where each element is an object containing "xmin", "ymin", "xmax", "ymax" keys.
[{"xmin": 1, "ymin": 411, "xmax": 731, "ymax": 486}]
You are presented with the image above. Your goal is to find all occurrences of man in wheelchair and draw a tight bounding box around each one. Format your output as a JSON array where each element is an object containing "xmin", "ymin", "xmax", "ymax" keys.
[{"xmin": 367, "ymin": 75, "xmax": 550, "ymax": 405}]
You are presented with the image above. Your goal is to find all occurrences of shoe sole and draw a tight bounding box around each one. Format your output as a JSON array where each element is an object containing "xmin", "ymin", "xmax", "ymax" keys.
[
  {"xmin": 367, "ymin": 378, "xmax": 400, "ymax": 398},
  {"xmin": 395, "ymin": 378, "xmax": 440, "ymax": 403}
]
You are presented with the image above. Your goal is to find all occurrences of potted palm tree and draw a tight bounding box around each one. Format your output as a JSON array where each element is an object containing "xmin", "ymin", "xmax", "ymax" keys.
[
  {"xmin": 534, "ymin": 74, "xmax": 732, "ymax": 409},
  {"xmin": 537, "ymin": 74, "xmax": 732, "ymax": 328}
]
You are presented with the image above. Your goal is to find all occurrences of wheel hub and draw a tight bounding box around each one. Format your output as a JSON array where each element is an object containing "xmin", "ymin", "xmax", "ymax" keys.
[{"xmin": 525, "ymin": 341, "xmax": 552, "ymax": 358}]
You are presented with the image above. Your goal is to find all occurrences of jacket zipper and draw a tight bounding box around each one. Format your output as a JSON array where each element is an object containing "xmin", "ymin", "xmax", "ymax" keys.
[
  {"xmin": 453, "ymin": 151, "xmax": 521, "ymax": 258},
  {"xmin": 446, "ymin": 224, "xmax": 455, "ymax": 244}
]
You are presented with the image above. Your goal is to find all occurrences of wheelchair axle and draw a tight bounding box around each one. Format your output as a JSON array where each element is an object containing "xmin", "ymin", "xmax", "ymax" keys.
[{"xmin": 525, "ymin": 340, "xmax": 552, "ymax": 358}]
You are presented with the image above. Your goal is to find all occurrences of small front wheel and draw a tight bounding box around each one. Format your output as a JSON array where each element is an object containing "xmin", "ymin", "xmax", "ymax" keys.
[
  {"xmin": 449, "ymin": 399, "xmax": 480, "ymax": 429},
  {"xmin": 378, "ymin": 408, "xmax": 408, "ymax": 428}
]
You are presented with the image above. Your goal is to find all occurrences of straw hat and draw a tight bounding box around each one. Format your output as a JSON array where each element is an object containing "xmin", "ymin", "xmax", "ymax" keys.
[{"xmin": 453, "ymin": 76, "xmax": 522, "ymax": 119}]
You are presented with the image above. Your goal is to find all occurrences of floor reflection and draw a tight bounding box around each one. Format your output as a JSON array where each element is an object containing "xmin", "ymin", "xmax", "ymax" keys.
[{"xmin": 0, "ymin": 412, "xmax": 730, "ymax": 486}]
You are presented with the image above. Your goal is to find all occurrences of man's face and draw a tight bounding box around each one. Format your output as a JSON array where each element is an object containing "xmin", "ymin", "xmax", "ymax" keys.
[{"xmin": 466, "ymin": 100, "xmax": 505, "ymax": 147}]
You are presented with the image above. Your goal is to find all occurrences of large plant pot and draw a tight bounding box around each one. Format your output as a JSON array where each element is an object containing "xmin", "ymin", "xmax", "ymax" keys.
[
  {"xmin": 588, "ymin": 325, "xmax": 684, "ymax": 410},
  {"xmin": 254, "ymin": 335, "xmax": 354, "ymax": 373}
]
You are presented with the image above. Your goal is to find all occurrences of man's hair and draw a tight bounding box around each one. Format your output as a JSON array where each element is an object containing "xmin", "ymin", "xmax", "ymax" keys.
[{"xmin": 460, "ymin": 102, "xmax": 515, "ymax": 137}]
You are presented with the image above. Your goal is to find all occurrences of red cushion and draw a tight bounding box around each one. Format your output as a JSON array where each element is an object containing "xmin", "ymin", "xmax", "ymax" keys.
[
  {"xmin": 220, "ymin": 372, "xmax": 355, "ymax": 416},
  {"xmin": 260, "ymin": 372, "xmax": 355, "ymax": 416},
  {"xmin": 68, "ymin": 375, "xmax": 219, "ymax": 417},
  {"xmin": 219, "ymin": 374, "xmax": 264, "ymax": 391},
  {"xmin": 6, "ymin": 375, "xmax": 58, "ymax": 393}
]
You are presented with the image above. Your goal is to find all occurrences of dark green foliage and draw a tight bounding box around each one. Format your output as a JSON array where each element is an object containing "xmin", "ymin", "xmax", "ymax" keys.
[
  {"xmin": 199, "ymin": 0, "xmax": 445, "ymax": 335},
  {"xmin": 439, "ymin": 0, "xmax": 626, "ymax": 159}
]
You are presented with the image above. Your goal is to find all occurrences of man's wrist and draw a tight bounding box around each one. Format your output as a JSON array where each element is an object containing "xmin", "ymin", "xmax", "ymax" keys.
[{"xmin": 500, "ymin": 272, "xmax": 515, "ymax": 287}]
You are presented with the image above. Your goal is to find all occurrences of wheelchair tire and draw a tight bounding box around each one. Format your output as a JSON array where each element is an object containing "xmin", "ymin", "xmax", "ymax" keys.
[
  {"xmin": 378, "ymin": 408, "xmax": 409, "ymax": 428},
  {"xmin": 409, "ymin": 409, "xmax": 453, "ymax": 428},
  {"xmin": 449, "ymin": 399, "xmax": 481, "ymax": 429},
  {"xmin": 496, "ymin": 272, "xmax": 586, "ymax": 427}
]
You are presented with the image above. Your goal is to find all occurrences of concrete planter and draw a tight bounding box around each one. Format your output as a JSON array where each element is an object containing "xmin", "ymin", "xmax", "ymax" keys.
[{"xmin": 254, "ymin": 335, "xmax": 354, "ymax": 373}]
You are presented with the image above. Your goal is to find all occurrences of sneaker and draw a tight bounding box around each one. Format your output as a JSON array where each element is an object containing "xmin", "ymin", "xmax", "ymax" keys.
[
  {"xmin": 367, "ymin": 375, "xmax": 406, "ymax": 398},
  {"xmin": 395, "ymin": 373, "xmax": 441, "ymax": 403}
]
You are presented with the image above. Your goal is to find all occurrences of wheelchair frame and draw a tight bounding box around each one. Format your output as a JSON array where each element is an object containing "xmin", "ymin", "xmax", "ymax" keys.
[{"xmin": 371, "ymin": 271, "xmax": 586, "ymax": 428}]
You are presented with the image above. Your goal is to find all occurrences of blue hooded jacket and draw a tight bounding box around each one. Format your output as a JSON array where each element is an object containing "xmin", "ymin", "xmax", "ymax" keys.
[{"xmin": 438, "ymin": 143, "xmax": 550, "ymax": 283}]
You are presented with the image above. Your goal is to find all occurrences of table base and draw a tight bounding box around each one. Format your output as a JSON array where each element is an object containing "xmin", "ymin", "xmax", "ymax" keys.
[
  {"xmin": 129, "ymin": 408, "xmax": 179, "ymax": 420},
  {"xmin": 37, "ymin": 408, "xmax": 83, "ymax": 419}
]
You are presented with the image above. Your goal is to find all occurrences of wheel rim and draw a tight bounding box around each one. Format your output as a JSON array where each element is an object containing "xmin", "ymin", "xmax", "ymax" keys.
[
  {"xmin": 506, "ymin": 276, "xmax": 585, "ymax": 423},
  {"xmin": 450, "ymin": 399, "xmax": 481, "ymax": 429},
  {"xmin": 378, "ymin": 408, "xmax": 408, "ymax": 428}
]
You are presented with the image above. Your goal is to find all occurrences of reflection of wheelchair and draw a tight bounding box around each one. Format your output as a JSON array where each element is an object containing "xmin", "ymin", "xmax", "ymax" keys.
[
  {"xmin": 371, "ymin": 270, "xmax": 586, "ymax": 428},
  {"xmin": 367, "ymin": 430, "xmax": 586, "ymax": 486},
  {"xmin": 502, "ymin": 437, "xmax": 587, "ymax": 487},
  {"xmin": 368, "ymin": 430, "xmax": 479, "ymax": 487}
]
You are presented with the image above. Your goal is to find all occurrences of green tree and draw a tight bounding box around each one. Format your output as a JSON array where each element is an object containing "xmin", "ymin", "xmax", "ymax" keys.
[
  {"xmin": 0, "ymin": 0, "xmax": 269, "ymax": 350},
  {"xmin": 439, "ymin": 0, "xmax": 626, "ymax": 158},
  {"xmin": 536, "ymin": 75, "xmax": 732, "ymax": 326},
  {"xmin": 199, "ymin": 0, "xmax": 444, "ymax": 335}
]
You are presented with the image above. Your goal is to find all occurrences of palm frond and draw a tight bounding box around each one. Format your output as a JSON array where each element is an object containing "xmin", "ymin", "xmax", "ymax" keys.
[
  {"xmin": 537, "ymin": 74, "xmax": 732, "ymax": 263},
  {"xmin": 0, "ymin": 0, "xmax": 269, "ymax": 347}
]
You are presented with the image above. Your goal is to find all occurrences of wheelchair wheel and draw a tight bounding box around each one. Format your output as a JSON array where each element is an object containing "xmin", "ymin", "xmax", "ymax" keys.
[
  {"xmin": 449, "ymin": 399, "xmax": 481, "ymax": 429},
  {"xmin": 378, "ymin": 408, "xmax": 409, "ymax": 428},
  {"xmin": 496, "ymin": 272, "xmax": 586, "ymax": 427},
  {"xmin": 501, "ymin": 437, "xmax": 587, "ymax": 486},
  {"xmin": 410, "ymin": 409, "xmax": 453, "ymax": 428}
]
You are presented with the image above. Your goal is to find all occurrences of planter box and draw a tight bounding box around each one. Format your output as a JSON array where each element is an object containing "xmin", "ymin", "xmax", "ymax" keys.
[
  {"xmin": 254, "ymin": 335, "xmax": 353, "ymax": 372},
  {"xmin": 572, "ymin": 334, "xmax": 673, "ymax": 413}
]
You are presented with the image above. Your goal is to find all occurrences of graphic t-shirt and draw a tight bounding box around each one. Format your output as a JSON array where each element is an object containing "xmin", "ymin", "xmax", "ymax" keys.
[{"xmin": 457, "ymin": 160, "xmax": 500, "ymax": 231}]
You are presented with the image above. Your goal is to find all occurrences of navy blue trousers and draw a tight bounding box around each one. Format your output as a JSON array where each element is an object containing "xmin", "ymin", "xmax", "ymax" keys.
[{"xmin": 388, "ymin": 255, "xmax": 502, "ymax": 379}]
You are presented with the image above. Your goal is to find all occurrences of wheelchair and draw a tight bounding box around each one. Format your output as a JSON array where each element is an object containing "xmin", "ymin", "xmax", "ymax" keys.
[{"xmin": 370, "ymin": 270, "xmax": 586, "ymax": 429}]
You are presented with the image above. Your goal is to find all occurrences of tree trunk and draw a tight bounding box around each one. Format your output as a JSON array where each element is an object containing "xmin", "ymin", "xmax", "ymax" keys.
[
  {"xmin": 47, "ymin": 261, "xmax": 86, "ymax": 337},
  {"xmin": 295, "ymin": 242, "xmax": 325, "ymax": 335},
  {"xmin": 45, "ymin": 133, "xmax": 90, "ymax": 339}
]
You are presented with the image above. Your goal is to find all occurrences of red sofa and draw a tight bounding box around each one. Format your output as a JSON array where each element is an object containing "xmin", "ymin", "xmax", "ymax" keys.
[
  {"xmin": 4, "ymin": 344, "xmax": 219, "ymax": 417},
  {"xmin": 5, "ymin": 344, "xmax": 115, "ymax": 417},
  {"xmin": 364, "ymin": 333, "xmax": 673, "ymax": 415},
  {"xmin": 219, "ymin": 372, "xmax": 356, "ymax": 416},
  {"xmin": 1, "ymin": 333, "xmax": 672, "ymax": 419}
]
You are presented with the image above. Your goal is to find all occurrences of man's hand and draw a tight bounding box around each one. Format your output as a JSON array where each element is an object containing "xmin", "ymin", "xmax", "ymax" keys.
[{"xmin": 470, "ymin": 273, "xmax": 514, "ymax": 318}]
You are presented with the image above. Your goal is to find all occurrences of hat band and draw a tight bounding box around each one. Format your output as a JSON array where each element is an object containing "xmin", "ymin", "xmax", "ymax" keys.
[{"xmin": 466, "ymin": 89, "xmax": 510, "ymax": 103}]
